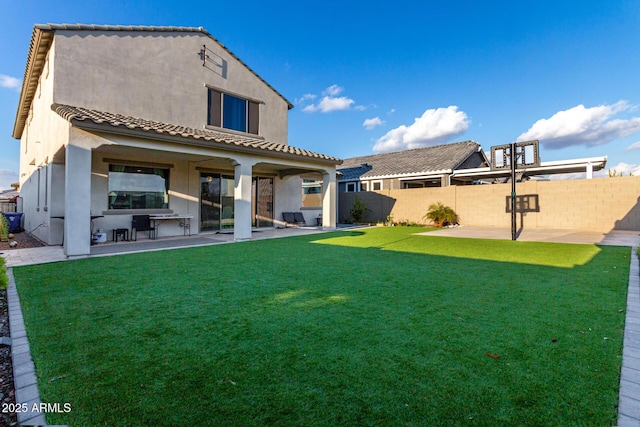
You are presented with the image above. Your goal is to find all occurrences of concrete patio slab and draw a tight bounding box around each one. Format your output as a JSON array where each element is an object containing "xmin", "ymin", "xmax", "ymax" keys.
[
  {"xmin": 419, "ymin": 225, "xmax": 640, "ymax": 246},
  {"xmin": 0, "ymin": 226, "xmax": 336, "ymax": 268}
]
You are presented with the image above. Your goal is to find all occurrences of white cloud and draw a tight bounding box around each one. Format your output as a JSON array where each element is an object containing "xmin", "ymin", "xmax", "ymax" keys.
[
  {"xmin": 599, "ymin": 162, "xmax": 640, "ymax": 177},
  {"xmin": 304, "ymin": 95, "xmax": 354, "ymax": 113},
  {"xmin": 0, "ymin": 74, "xmax": 21, "ymax": 91},
  {"xmin": 302, "ymin": 85, "xmax": 357, "ymax": 113},
  {"xmin": 323, "ymin": 84, "xmax": 343, "ymax": 96},
  {"xmin": 625, "ymin": 141, "xmax": 640, "ymax": 151},
  {"xmin": 363, "ymin": 117, "xmax": 384, "ymax": 130},
  {"xmin": 317, "ymin": 96, "xmax": 354, "ymax": 112},
  {"xmin": 372, "ymin": 106, "xmax": 469, "ymax": 153},
  {"xmin": 295, "ymin": 93, "xmax": 316, "ymax": 104},
  {"xmin": 517, "ymin": 101, "xmax": 640, "ymax": 149},
  {"xmin": 0, "ymin": 169, "xmax": 18, "ymax": 191}
]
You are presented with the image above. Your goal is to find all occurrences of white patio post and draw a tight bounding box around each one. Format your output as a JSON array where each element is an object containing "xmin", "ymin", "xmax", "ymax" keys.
[
  {"xmin": 322, "ymin": 170, "xmax": 337, "ymax": 229},
  {"xmin": 233, "ymin": 158, "xmax": 254, "ymax": 240},
  {"xmin": 586, "ymin": 162, "xmax": 593, "ymax": 179},
  {"xmin": 64, "ymin": 143, "xmax": 92, "ymax": 257}
]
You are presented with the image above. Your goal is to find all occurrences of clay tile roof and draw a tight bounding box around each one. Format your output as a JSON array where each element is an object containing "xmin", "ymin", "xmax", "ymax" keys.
[
  {"xmin": 53, "ymin": 104, "xmax": 342, "ymax": 164},
  {"xmin": 338, "ymin": 141, "xmax": 483, "ymax": 180}
]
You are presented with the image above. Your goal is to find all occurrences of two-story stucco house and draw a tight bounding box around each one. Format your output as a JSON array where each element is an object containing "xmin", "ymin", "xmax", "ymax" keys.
[{"xmin": 12, "ymin": 24, "xmax": 341, "ymax": 257}]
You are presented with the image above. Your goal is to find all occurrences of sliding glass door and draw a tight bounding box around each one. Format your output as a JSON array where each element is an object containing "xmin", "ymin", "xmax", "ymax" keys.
[
  {"xmin": 200, "ymin": 173, "xmax": 273, "ymax": 231},
  {"xmin": 200, "ymin": 173, "xmax": 234, "ymax": 231},
  {"xmin": 253, "ymin": 177, "xmax": 273, "ymax": 228}
]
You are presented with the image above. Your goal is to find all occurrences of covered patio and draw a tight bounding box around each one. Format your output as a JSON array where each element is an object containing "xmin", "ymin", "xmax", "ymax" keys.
[{"xmin": 46, "ymin": 105, "xmax": 342, "ymax": 258}]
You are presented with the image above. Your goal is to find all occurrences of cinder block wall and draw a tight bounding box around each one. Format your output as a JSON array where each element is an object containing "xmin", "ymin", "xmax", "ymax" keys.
[{"xmin": 339, "ymin": 176, "xmax": 640, "ymax": 232}]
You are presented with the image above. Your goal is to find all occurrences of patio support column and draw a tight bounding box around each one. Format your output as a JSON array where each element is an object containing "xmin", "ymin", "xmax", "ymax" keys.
[
  {"xmin": 586, "ymin": 162, "xmax": 593, "ymax": 179},
  {"xmin": 322, "ymin": 170, "xmax": 337, "ymax": 230},
  {"xmin": 233, "ymin": 158, "xmax": 254, "ymax": 241},
  {"xmin": 64, "ymin": 143, "xmax": 92, "ymax": 257}
]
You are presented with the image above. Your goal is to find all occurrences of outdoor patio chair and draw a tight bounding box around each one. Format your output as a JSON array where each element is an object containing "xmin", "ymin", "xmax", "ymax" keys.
[
  {"xmin": 293, "ymin": 212, "xmax": 307, "ymax": 225},
  {"xmin": 282, "ymin": 212, "xmax": 296, "ymax": 227},
  {"xmin": 131, "ymin": 215, "xmax": 157, "ymax": 241}
]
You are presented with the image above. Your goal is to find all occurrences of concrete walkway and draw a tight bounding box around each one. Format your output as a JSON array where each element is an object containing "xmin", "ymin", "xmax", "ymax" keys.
[{"xmin": 2, "ymin": 225, "xmax": 640, "ymax": 425}]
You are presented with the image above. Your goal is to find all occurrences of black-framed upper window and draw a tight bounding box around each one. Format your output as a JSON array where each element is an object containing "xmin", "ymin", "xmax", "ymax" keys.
[
  {"xmin": 208, "ymin": 88, "xmax": 259, "ymax": 135},
  {"xmin": 108, "ymin": 165, "xmax": 169, "ymax": 210}
]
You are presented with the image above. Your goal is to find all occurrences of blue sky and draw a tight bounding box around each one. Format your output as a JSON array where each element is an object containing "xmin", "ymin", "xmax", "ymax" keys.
[{"xmin": 1, "ymin": 0, "xmax": 639, "ymax": 190}]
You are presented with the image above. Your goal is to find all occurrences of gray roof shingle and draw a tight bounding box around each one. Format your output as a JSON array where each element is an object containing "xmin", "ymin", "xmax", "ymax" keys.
[
  {"xmin": 53, "ymin": 104, "xmax": 342, "ymax": 164},
  {"xmin": 338, "ymin": 141, "xmax": 483, "ymax": 180}
]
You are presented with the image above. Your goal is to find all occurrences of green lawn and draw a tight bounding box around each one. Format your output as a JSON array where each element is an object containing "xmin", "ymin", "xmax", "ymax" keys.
[
  {"xmin": 13, "ymin": 227, "xmax": 631, "ymax": 426},
  {"xmin": 0, "ymin": 257, "xmax": 7, "ymax": 289}
]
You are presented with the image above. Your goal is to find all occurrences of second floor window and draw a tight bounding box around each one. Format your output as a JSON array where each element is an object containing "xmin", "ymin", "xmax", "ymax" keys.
[{"xmin": 208, "ymin": 88, "xmax": 259, "ymax": 135}]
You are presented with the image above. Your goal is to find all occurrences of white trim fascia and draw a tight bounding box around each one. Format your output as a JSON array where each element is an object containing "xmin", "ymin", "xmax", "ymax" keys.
[
  {"xmin": 452, "ymin": 156, "xmax": 608, "ymax": 178},
  {"xmin": 398, "ymin": 174, "xmax": 446, "ymax": 181},
  {"xmin": 340, "ymin": 169, "xmax": 452, "ymax": 181},
  {"xmin": 537, "ymin": 156, "xmax": 607, "ymax": 167}
]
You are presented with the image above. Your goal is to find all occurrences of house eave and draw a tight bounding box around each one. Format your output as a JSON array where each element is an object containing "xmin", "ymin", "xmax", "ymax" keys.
[
  {"xmin": 339, "ymin": 169, "xmax": 453, "ymax": 182},
  {"xmin": 69, "ymin": 119, "xmax": 342, "ymax": 166},
  {"xmin": 12, "ymin": 26, "xmax": 54, "ymax": 139}
]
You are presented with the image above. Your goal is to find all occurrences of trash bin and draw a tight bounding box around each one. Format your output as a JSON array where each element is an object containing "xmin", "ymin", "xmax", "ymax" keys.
[{"xmin": 2, "ymin": 212, "xmax": 23, "ymax": 233}]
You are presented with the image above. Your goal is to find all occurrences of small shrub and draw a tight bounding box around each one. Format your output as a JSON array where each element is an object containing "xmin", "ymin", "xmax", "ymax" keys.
[
  {"xmin": 424, "ymin": 202, "xmax": 458, "ymax": 228},
  {"xmin": 385, "ymin": 214, "xmax": 394, "ymax": 226},
  {"xmin": 0, "ymin": 258, "xmax": 7, "ymax": 289},
  {"xmin": 609, "ymin": 168, "xmax": 634, "ymax": 177},
  {"xmin": 349, "ymin": 196, "xmax": 372, "ymax": 223},
  {"xmin": 0, "ymin": 215, "xmax": 9, "ymax": 242}
]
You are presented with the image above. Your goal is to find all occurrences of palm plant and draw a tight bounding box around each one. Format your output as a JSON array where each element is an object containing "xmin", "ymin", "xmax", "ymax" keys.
[{"xmin": 424, "ymin": 202, "xmax": 458, "ymax": 227}]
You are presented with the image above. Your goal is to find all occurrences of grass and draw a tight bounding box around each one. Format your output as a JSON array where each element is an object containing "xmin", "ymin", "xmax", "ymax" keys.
[
  {"xmin": 13, "ymin": 226, "xmax": 631, "ymax": 426},
  {"xmin": 0, "ymin": 257, "xmax": 7, "ymax": 289}
]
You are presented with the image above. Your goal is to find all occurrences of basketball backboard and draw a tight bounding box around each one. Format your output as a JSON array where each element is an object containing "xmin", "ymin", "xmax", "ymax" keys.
[{"xmin": 490, "ymin": 140, "xmax": 540, "ymax": 171}]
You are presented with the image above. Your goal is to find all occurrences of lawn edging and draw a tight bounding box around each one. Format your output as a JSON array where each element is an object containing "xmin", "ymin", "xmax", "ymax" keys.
[
  {"xmin": 617, "ymin": 244, "xmax": 640, "ymax": 427},
  {"xmin": 6, "ymin": 267, "xmax": 66, "ymax": 427}
]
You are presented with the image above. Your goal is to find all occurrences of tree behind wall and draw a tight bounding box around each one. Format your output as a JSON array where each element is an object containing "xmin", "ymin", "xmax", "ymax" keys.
[{"xmin": 349, "ymin": 195, "xmax": 371, "ymax": 223}]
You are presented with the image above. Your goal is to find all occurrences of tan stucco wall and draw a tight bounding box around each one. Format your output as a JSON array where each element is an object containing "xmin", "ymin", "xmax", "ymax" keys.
[
  {"xmin": 339, "ymin": 176, "xmax": 640, "ymax": 232},
  {"xmin": 18, "ymin": 40, "xmax": 71, "ymax": 242},
  {"xmin": 51, "ymin": 30, "xmax": 290, "ymax": 144},
  {"xmin": 16, "ymin": 28, "xmax": 340, "ymax": 251}
]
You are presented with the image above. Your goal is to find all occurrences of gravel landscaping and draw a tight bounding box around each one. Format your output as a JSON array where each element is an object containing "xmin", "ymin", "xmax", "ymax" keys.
[{"xmin": 0, "ymin": 288, "xmax": 18, "ymax": 426}]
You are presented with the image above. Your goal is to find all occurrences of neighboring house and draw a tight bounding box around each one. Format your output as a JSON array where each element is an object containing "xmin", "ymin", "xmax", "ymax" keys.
[
  {"xmin": 337, "ymin": 140, "xmax": 489, "ymax": 191},
  {"xmin": 337, "ymin": 140, "xmax": 608, "ymax": 192},
  {"xmin": 0, "ymin": 189, "xmax": 18, "ymax": 201},
  {"xmin": 0, "ymin": 189, "xmax": 19, "ymax": 213},
  {"xmin": 12, "ymin": 24, "xmax": 341, "ymax": 257}
]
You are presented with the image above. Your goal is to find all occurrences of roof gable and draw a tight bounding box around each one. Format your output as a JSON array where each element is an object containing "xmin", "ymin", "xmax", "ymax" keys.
[
  {"xmin": 338, "ymin": 141, "xmax": 485, "ymax": 180},
  {"xmin": 13, "ymin": 24, "xmax": 293, "ymax": 139}
]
